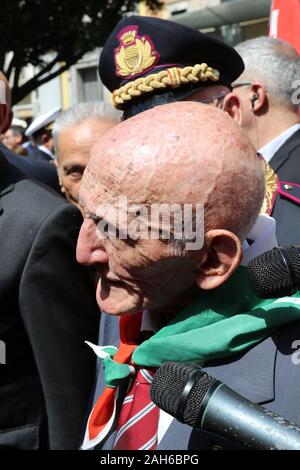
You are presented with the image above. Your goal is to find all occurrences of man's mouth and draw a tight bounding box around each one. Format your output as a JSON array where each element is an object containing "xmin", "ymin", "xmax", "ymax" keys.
[
  {"xmin": 94, "ymin": 266, "xmax": 138, "ymax": 292},
  {"xmin": 92, "ymin": 265, "xmax": 120, "ymax": 283},
  {"xmin": 98, "ymin": 270, "xmax": 124, "ymax": 287},
  {"xmin": 103, "ymin": 276, "xmax": 124, "ymax": 287}
]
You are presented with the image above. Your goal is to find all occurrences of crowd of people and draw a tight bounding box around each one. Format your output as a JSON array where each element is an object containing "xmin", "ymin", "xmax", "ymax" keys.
[{"xmin": 1, "ymin": 14, "xmax": 300, "ymax": 451}]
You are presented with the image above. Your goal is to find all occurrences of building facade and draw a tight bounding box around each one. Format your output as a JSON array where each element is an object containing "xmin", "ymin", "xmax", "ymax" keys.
[{"xmin": 12, "ymin": 0, "xmax": 272, "ymax": 121}]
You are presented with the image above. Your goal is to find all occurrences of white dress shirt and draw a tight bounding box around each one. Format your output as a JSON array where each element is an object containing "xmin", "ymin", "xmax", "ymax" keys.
[
  {"xmin": 259, "ymin": 123, "xmax": 300, "ymax": 163},
  {"xmin": 38, "ymin": 145, "xmax": 55, "ymax": 160}
]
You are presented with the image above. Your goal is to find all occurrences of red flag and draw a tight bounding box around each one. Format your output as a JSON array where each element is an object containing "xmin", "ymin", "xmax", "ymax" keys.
[{"xmin": 269, "ymin": 0, "xmax": 300, "ymax": 53}]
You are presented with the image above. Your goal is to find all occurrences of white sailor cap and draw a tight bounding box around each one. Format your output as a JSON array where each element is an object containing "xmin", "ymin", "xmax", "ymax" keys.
[
  {"xmin": 25, "ymin": 106, "xmax": 61, "ymax": 137},
  {"xmin": 12, "ymin": 118, "xmax": 27, "ymax": 129}
]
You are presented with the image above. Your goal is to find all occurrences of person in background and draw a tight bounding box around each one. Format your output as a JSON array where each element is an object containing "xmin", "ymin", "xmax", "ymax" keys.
[
  {"xmin": 26, "ymin": 107, "xmax": 61, "ymax": 163},
  {"xmin": 2, "ymin": 118, "xmax": 28, "ymax": 156},
  {"xmin": 224, "ymin": 37, "xmax": 300, "ymax": 245},
  {"xmin": 53, "ymin": 102, "xmax": 121, "ymax": 212}
]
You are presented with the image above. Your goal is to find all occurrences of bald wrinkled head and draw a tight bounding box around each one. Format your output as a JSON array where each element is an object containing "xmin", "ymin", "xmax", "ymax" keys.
[
  {"xmin": 81, "ymin": 101, "xmax": 264, "ymax": 240},
  {"xmin": 78, "ymin": 102, "xmax": 265, "ymax": 315}
]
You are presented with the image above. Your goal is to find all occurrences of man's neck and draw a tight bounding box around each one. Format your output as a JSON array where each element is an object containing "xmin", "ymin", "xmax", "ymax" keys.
[
  {"xmin": 149, "ymin": 284, "xmax": 201, "ymax": 326},
  {"xmin": 251, "ymin": 108, "xmax": 300, "ymax": 149}
]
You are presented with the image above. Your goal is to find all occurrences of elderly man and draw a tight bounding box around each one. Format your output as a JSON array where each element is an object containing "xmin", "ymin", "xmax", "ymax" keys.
[
  {"xmin": 53, "ymin": 102, "xmax": 120, "ymax": 211},
  {"xmin": 0, "ymin": 72, "xmax": 100, "ymax": 449},
  {"xmin": 77, "ymin": 102, "xmax": 300, "ymax": 450},
  {"xmin": 223, "ymin": 37, "xmax": 300, "ymax": 245}
]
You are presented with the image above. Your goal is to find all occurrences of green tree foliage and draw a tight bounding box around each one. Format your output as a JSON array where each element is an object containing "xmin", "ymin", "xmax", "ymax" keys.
[{"xmin": 0, "ymin": 0, "xmax": 162, "ymax": 104}]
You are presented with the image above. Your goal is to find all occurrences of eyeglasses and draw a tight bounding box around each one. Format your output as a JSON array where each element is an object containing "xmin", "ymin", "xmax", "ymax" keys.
[{"xmin": 193, "ymin": 90, "xmax": 231, "ymax": 108}]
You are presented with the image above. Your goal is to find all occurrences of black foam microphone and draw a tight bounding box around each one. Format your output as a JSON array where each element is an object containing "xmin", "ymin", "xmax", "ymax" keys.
[
  {"xmin": 150, "ymin": 362, "xmax": 300, "ymax": 450},
  {"xmin": 248, "ymin": 246, "xmax": 300, "ymax": 298}
]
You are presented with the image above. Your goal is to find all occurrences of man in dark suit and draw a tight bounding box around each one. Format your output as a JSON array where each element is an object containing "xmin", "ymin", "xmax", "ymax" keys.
[
  {"xmin": 26, "ymin": 137, "xmax": 53, "ymax": 163},
  {"xmin": 53, "ymin": 102, "xmax": 120, "ymax": 211},
  {"xmin": 0, "ymin": 143, "xmax": 61, "ymax": 193},
  {"xmin": 25, "ymin": 107, "xmax": 61, "ymax": 163},
  {"xmin": 77, "ymin": 101, "xmax": 300, "ymax": 451},
  {"xmin": 226, "ymin": 37, "xmax": 300, "ymax": 245},
  {"xmin": 0, "ymin": 73, "xmax": 100, "ymax": 449}
]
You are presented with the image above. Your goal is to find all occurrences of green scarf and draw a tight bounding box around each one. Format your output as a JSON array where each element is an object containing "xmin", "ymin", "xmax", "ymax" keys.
[{"xmin": 100, "ymin": 266, "xmax": 300, "ymax": 387}]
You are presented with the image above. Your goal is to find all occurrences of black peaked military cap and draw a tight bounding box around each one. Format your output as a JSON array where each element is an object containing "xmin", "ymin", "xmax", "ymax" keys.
[{"xmin": 99, "ymin": 15, "xmax": 244, "ymax": 117}]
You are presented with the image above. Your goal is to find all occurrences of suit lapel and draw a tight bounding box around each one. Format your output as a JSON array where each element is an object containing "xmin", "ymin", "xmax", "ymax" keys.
[
  {"xmin": 203, "ymin": 332, "xmax": 277, "ymax": 404},
  {"xmin": 270, "ymin": 129, "xmax": 300, "ymax": 173}
]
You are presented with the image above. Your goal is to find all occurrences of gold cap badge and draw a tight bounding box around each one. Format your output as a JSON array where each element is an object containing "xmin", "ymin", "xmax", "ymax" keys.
[{"xmin": 114, "ymin": 25, "xmax": 160, "ymax": 79}]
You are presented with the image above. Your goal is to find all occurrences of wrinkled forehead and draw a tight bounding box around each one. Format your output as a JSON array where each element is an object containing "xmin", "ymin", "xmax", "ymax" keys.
[
  {"xmin": 79, "ymin": 154, "xmax": 154, "ymax": 217},
  {"xmin": 79, "ymin": 101, "xmax": 254, "ymax": 213},
  {"xmin": 79, "ymin": 163, "xmax": 109, "ymax": 214},
  {"xmin": 78, "ymin": 119, "xmax": 165, "ymax": 211}
]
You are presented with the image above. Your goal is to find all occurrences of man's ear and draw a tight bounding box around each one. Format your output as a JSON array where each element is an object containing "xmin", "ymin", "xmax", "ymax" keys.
[
  {"xmin": 194, "ymin": 229, "xmax": 242, "ymax": 290},
  {"xmin": 249, "ymin": 82, "xmax": 267, "ymax": 113},
  {"xmin": 40, "ymin": 132, "xmax": 50, "ymax": 145},
  {"xmin": 222, "ymin": 93, "xmax": 242, "ymax": 124}
]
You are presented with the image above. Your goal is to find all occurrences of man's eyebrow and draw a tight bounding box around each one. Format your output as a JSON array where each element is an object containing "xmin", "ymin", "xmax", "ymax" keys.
[{"xmin": 63, "ymin": 163, "xmax": 85, "ymax": 171}]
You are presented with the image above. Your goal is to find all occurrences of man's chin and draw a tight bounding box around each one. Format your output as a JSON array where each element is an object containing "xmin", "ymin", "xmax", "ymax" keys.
[
  {"xmin": 96, "ymin": 279, "xmax": 143, "ymax": 315},
  {"xmin": 97, "ymin": 297, "xmax": 143, "ymax": 316}
]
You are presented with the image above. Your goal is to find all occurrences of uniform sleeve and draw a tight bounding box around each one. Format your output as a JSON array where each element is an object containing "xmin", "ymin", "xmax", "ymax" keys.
[{"xmin": 19, "ymin": 203, "xmax": 100, "ymax": 449}]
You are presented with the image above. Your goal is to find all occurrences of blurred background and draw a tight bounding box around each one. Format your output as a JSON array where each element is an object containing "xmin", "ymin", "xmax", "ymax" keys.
[{"xmin": 0, "ymin": 0, "xmax": 277, "ymax": 124}]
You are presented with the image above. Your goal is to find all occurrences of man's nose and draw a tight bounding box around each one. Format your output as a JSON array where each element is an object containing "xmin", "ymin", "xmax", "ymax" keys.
[{"xmin": 76, "ymin": 218, "xmax": 109, "ymax": 265}]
